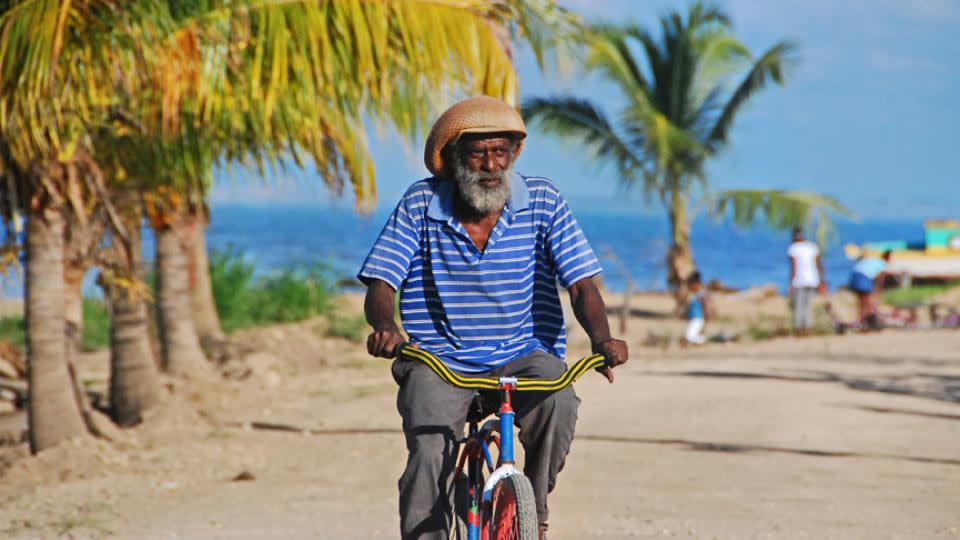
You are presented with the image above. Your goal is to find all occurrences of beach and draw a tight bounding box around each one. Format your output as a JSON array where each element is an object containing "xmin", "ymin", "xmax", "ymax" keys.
[
  {"xmin": 0, "ymin": 290, "xmax": 957, "ymax": 539},
  {"xmin": 1, "ymin": 1, "xmax": 956, "ymax": 538}
]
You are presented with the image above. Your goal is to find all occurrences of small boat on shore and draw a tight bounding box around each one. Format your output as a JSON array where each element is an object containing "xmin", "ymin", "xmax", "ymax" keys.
[{"xmin": 844, "ymin": 219, "xmax": 960, "ymax": 284}]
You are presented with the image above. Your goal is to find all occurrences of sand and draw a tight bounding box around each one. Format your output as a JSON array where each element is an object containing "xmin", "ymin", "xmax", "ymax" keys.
[{"xmin": 0, "ymin": 291, "xmax": 957, "ymax": 539}]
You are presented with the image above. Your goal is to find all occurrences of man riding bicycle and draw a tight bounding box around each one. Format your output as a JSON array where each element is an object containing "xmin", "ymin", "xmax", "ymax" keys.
[{"xmin": 359, "ymin": 96, "xmax": 628, "ymax": 540}]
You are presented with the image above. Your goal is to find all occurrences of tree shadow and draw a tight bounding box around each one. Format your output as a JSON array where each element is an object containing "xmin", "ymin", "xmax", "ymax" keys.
[
  {"xmin": 834, "ymin": 404, "xmax": 960, "ymax": 422},
  {"xmin": 577, "ymin": 434, "xmax": 960, "ymax": 467},
  {"xmin": 692, "ymin": 351, "xmax": 960, "ymax": 369},
  {"xmin": 650, "ymin": 369, "xmax": 960, "ymax": 404},
  {"xmin": 604, "ymin": 306, "xmax": 672, "ymax": 319}
]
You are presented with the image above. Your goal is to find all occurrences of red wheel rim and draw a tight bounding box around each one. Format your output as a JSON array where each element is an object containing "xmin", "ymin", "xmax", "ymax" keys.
[{"xmin": 492, "ymin": 482, "xmax": 519, "ymax": 540}]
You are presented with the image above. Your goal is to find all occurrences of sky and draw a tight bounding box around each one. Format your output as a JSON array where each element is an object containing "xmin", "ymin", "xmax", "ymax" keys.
[{"xmin": 211, "ymin": 0, "xmax": 960, "ymax": 221}]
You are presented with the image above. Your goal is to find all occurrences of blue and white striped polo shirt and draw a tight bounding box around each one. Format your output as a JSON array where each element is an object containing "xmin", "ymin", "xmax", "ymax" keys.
[{"xmin": 358, "ymin": 173, "xmax": 601, "ymax": 372}]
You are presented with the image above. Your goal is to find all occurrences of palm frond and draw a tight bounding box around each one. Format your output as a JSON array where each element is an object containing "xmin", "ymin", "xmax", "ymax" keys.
[
  {"xmin": 2, "ymin": 0, "xmax": 580, "ymax": 215},
  {"xmin": 627, "ymin": 26, "xmax": 668, "ymax": 108},
  {"xmin": 522, "ymin": 96, "xmax": 649, "ymax": 185},
  {"xmin": 685, "ymin": 1, "xmax": 731, "ymax": 30},
  {"xmin": 583, "ymin": 25, "xmax": 653, "ymax": 110},
  {"xmin": 705, "ymin": 40, "xmax": 797, "ymax": 151},
  {"xmin": 709, "ymin": 189, "xmax": 854, "ymax": 244},
  {"xmin": 496, "ymin": 0, "xmax": 583, "ymax": 73}
]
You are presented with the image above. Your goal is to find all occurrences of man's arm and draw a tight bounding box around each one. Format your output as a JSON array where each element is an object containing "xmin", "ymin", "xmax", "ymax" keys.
[
  {"xmin": 567, "ymin": 278, "xmax": 628, "ymax": 383},
  {"xmin": 364, "ymin": 279, "xmax": 405, "ymax": 358}
]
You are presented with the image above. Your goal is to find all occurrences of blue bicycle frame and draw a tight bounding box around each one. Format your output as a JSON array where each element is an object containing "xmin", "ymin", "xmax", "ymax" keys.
[{"xmin": 462, "ymin": 376, "xmax": 518, "ymax": 540}]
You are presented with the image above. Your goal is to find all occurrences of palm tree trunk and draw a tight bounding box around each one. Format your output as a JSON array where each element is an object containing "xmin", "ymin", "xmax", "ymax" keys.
[
  {"xmin": 155, "ymin": 219, "xmax": 209, "ymax": 376},
  {"xmin": 108, "ymin": 206, "xmax": 161, "ymax": 425},
  {"xmin": 185, "ymin": 208, "xmax": 224, "ymax": 348},
  {"xmin": 64, "ymin": 259, "xmax": 84, "ymax": 354},
  {"xmin": 667, "ymin": 188, "xmax": 695, "ymax": 305},
  {"xmin": 26, "ymin": 208, "xmax": 88, "ymax": 452}
]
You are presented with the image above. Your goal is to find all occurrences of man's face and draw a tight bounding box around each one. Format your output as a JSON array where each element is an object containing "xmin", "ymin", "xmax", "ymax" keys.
[
  {"xmin": 459, "ymin": 136, "xmax": 515, "ymax": 177},
  {"xmin": 451, "ymin": 135, "xmax": 517, "ymax": 215}
]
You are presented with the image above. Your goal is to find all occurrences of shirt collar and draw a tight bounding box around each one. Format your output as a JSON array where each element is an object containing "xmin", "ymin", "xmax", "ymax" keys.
[{"xmin": 426, "ymin": 172, "xmax": 529, "ymax": 221}]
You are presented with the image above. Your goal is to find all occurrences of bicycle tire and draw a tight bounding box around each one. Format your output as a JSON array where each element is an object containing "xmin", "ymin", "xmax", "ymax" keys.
[{"xmin": 489, "ymin": 473, "xmax": 538, "ymax": 540}]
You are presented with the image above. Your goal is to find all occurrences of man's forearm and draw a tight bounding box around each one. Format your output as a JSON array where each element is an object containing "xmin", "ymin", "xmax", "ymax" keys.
[
  {"xmin": 568, "ymin": 278, "xmax": 612, "ymax": 346},
  {"xmin": 364, "ymin": 279, "xmax": 399, "ymax": 331}
]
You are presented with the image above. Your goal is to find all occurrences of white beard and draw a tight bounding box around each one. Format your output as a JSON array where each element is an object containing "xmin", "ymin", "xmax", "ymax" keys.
[{"xmin": 453, "ymin": 161, "xmax": 513, "ymax": 215}]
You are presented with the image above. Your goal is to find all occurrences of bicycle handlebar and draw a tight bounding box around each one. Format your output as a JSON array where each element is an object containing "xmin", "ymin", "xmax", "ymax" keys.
[{"xmin": 395, "ymin": 343, "xmax": 609, "ymax": 392}]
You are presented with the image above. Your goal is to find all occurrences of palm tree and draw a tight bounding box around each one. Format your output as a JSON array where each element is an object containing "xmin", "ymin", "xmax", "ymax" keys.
[
  {"xmin": 0, "ymin": 0, "xmax": 577, "ymax": 450},
  {"xmin": 99, "ymin": 188, "xmax": 162, "ymax": 427},
  {"xmin": 0, "ymin": 1, "xmax": 137, "ymax": 451},
  {"xmin": 523, "ymin": 2, "xmax": 845, "ymax": 298},
  {"xmin": 133, "ymin": 0, "xmax": 581, "ymax": 377}
]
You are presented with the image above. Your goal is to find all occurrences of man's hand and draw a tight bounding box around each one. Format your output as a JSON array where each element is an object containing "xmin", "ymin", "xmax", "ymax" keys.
[
  {"xmin": 593, "ymin": 338, "xmax": 628, "ymax": 384},
  {"xmin": 367, "ymin": 324, "xmax": 405, "ymax": 358},
  {"xmin": 364, "ymin": 279, "xmax": 404, "ymax": 358}
]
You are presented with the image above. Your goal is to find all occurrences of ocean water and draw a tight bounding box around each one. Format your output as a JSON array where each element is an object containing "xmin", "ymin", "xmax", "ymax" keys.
[
  {"xmin": 205, "ymin": 205, "xmax": 922, "ymax": 293},
  {"xmin": 0, "ymin": 204, "xmax": 927, "ymax": 298}
]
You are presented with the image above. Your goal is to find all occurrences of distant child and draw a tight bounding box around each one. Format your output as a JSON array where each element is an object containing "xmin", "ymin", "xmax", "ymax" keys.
[
  {"xmin": 849, "ymin": 250, "xmax": 892, "ymax": 328},
  {"xmin": 685, "ymin": 271, "xmax": 708, "ymax": 345}
]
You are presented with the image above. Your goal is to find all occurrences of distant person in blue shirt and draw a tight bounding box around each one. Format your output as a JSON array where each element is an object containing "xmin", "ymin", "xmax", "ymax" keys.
[
  {"xmin": 684, "ymin": 271, "xmax": 709, "ymax": 345},
  {"xmin": 358, "ymin": 96, "xmax": 628, "ymax": 539},
  {"xmin": 848, "ymin": 250, "xmax": 892, "ymax": 327}
]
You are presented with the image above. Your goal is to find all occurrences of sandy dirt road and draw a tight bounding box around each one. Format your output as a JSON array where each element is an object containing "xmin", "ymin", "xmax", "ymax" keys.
[{"xmin": 1, "ymin": 328, "xmax": 958, "ymax": 539}]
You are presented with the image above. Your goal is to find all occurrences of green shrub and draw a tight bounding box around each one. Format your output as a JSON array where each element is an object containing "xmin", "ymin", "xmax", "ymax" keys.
[
  {"xmin": 209, "ymin": 247, "xmax": 258, "ymax": 332},
  {"xmin": 81, "ymin": 298, "xmax": 110, "ymax": 351},
  {"xmin": 882, "ymin": 283, "xmax": 958, "ymax": 307},
  {"xmin": 209, "ymin": 247, "xmax": 337, "ymax": 332},
  {"xmin": 255, "ymin": 266, "xmax": 334, "ymax": 324},
  {"xmin": 0, "ymin": 298, "xmax": 109, "ymax": 351},
  {"xmin": 746, "ymin": 325, "xmax": 777, "ymax": 341},
  {"xmin": 0, "ymin": 315, "xmax": 25, "ymax": 346}
]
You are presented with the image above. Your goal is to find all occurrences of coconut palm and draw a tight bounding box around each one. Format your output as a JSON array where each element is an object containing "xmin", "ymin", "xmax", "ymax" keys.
[
  {"xmin": 523, "ymin": 2, "xmax": 844, "ymax": 297},
  {"xmin": 133, "ymin": 0, "xmax": 582, "ymax": 377},
  {"xmin": 99, "ymin": 188, "xmax": 162, "ymax": 427},
  {"xmin": 0, "ymin": 1, "xmax": 138, "ymax": 451},
  {"xmin": 0, "ymin": 0, "xmax": 577, "ymax": 450}
]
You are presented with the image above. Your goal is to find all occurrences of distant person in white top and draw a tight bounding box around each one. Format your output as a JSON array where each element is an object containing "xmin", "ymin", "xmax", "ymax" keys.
[{"xmin": 787, "ymin": 226, "xmax": 825, "ymax": 335}]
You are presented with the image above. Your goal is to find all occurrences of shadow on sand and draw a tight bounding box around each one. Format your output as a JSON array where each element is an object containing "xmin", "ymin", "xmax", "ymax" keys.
[
  {"xmin": 577, "ymin": 434, "xmax": 960, "ymax": 467},
  {"xmin": 229, "ymin": 420, "xmax": 960, "ymax": 468},
  {"xmin": 837, "ymin": 404, "xmax": 960, "ymax": 422},
  {"xmin": 648, "ymin": 369, "xmax": 960, "ymax": 404}
]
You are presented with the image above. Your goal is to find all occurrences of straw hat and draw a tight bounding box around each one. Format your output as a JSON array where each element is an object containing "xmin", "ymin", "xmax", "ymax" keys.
[{"xmin": 424, "ymin": 96, "xmax": 527, "ymax": 177}]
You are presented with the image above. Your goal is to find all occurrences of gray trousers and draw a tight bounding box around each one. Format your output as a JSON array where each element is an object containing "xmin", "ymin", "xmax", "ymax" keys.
[
  {"xmin": 791, "ymin": 286, "xmax": 816, "ymax": 330},
  {"xmin": 391, "ymin": 350, "xmax": 580, "ymax": 539}
]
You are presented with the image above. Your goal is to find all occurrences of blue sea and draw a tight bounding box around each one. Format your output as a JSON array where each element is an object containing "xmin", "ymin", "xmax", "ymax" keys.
[
  {"xmin": 204, "ymin": 205, "xmax": 918, "ymax": 293},
  {"xmin": 0, "ymin": 204, "xmax": 928, "ymax": 298}
]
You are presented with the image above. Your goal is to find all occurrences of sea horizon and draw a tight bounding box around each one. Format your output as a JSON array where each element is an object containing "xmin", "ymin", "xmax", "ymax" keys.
[{"xmin": 0, "ymin": 203, "xmax": 937, "ymax": 300}]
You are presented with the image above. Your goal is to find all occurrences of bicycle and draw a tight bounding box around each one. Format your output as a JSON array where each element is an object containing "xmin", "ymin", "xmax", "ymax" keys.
[{"xmin": 394, "ymin": 344, "xmax": 609, "ymax": 540}]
